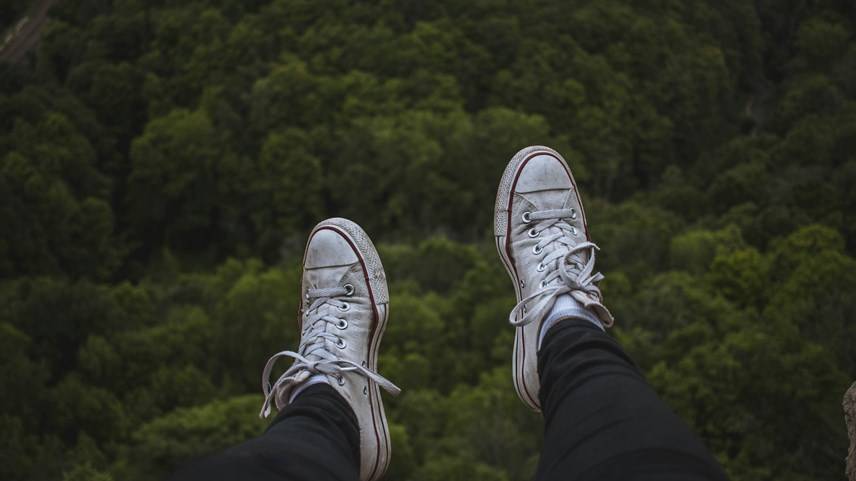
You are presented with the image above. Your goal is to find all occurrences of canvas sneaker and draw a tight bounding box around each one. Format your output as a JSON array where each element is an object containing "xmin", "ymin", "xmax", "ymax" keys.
[
  {"xmin": 260, "ymin": 218, "xmax": 399, "ymax": 481},
  {"xmin": 494, "ymin": 146, "xmax": 614, "ymax": 412}
]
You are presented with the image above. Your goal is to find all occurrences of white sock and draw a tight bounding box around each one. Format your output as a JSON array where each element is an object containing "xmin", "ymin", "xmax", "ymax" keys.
[
  {"xmin": 288, "ymin": 374, "xmax": 330, "ymax": 403},
  {"xmin": 538, "ymin": 294, "xmax": 604, "ymax": 349}
]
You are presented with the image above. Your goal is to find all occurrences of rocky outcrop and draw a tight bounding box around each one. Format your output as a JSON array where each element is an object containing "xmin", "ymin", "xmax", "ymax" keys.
[
  {"xmin": 846, "ymin": 382, "xmax": 856, "ymax": 481},
  {"xmin": 0, "ymin": 0, "xmax": 60, "ymax": 63}
]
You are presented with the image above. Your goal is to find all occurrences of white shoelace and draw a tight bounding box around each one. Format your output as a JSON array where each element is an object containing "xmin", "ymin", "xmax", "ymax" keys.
[
  {"xmin": 508, "ymin": 208, "xmax": 614, "ymax": 329},
  {"xmin": 260, "ymin": 286, "xmax": 400, "ymax": 418}
]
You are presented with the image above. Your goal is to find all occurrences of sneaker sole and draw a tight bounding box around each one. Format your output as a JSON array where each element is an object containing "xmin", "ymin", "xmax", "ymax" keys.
[
  {"xmin": 493, "ymin": 146, "xmax": 587, "ymax": 413},
  {"xmin": 305, "ymin": 218, "xmax": 391, "ymax": 481}
]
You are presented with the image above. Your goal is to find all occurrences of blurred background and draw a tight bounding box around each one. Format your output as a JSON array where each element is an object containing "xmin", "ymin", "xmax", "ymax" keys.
[{"xmin": 1, "ymin": 1, "xmax": 855, "ymax": 480}]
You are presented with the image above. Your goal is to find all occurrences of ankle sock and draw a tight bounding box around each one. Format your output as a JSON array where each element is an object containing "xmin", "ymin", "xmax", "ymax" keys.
[
  {"xmin": 288, "ymin": 374, "xmax": 330, "ymax": 403},
  {"xmin": 538, "ymin": 294, "xmax": 604, "ymax": 349}
]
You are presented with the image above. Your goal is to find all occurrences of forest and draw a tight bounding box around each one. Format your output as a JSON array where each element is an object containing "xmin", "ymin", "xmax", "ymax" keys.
[{"xmin": 1, "ymin": 1, "xmax": 855, "ymax": 480}]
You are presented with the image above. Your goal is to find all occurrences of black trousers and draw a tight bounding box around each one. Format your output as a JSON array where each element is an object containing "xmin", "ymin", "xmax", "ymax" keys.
[{"xmin": 171, "ymin": 319, "xmax": 727, "ymax": 481}]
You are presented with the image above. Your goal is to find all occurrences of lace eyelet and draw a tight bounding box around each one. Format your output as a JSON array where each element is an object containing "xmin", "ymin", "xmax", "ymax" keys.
[
  {"xmin": 519, "ymin": 279, "xmax": 525, "ymax": 288},
  {"xmin": 521, "ymin": 211, "xmax": 532, "ymax": 223},
  {"xmin": 571, "ymin": 208, "xmax": 577, "ymax": 219},
  {"xmin": 336, "ymin": 338, "xmax": 347, "ymax": 349},
  {"xmin": 304, "ymin": 293, "xmax": 310, "ymax": 300},
  {"xmin": 338, "ymin": 302, "xmax": 350, "ymax": 312},
  {"xmin": 537, "ymin": 263, "xmax": 545, "ymax": 272},
  {"xmin": 336, "ymin": 375, "xmax": 345, "ymax": 386},
  {"xmin": 532, "ymin": 245, "xmax": 543, "ymax": 255},
  {"xmin": 570, "ymin": 226, "xmax": 577, "ymax": 236},
  {"xmin": 336, "ymin": 319, "xmax": 348, "ymax": 330},
  {"xmin": 344, "ymin": 284, "xmax": 354, "ymax": 296},
  {"xmin": 528, "ymin": 228, "xmax": 539, "ymax": 238},
  {"xmin": 540, "ymin": 280, "xmax": 547, "ymax": 288}
]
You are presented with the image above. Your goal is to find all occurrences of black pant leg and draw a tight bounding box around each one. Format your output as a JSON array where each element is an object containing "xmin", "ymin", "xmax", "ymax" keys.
[
  {"xmin": 535, "ymin": 319, "xmax": 728, "ymax": 481},
  {"xmin": 169, "ymin": 384, "xmax": 360, "ymax": 481}
]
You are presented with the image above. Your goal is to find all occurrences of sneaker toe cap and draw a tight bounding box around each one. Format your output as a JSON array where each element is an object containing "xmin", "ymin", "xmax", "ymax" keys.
[
  {"xmin": 305, "ymin": 229, "xmax": 359, "ymax": 268},
  {"xmin": 515, "ymin": 154, "xmax": 573, "ymax": 193}
]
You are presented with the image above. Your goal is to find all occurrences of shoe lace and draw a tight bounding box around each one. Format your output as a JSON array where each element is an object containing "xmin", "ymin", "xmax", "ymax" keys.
[
  {"xmin": 508, "ymin": 207, "xmax": 613, "ymax": 328},
  {"xmin": 259, "ymin": 286, "xmax": 401, "ymax": 418}
]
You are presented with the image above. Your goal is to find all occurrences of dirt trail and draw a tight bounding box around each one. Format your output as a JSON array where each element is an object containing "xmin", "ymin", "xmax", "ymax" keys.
[{"xmin": 0, "ymin": 0, "xmax": 60, "ymax": 63}]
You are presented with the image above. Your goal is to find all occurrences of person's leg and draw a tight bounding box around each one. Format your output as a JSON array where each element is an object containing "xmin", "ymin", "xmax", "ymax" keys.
[
  {"xmin": 169, "ymin": 383, "xmax": 359, "ymax": 481},
  {"xmin": 493, "ymin": 146, "xmax": 726, "ymax": 481},
  {"xmin": 535, "ymin": 319, "xmax": 727, "ymax": 481}
]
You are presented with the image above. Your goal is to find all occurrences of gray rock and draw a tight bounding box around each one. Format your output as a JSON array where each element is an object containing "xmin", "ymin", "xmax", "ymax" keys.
[{"xmin": 846, "ymin": 382, "xmax": 856, "ymax": 481}]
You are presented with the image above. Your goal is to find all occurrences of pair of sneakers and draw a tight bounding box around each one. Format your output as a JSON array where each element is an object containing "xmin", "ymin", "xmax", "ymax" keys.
[{"xmin": 260, "ymin": 146, "xmax": 614, "ymax": 481}]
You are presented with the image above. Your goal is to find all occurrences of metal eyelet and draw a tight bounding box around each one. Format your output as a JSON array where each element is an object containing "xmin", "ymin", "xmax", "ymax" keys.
[
  {"xmin": 532, "ymin": 245, "xmax": 543, "ymax": 255},
  {"xmin": 344, "ymin": 284, "xmax": 354, "ymax": 296},
  {"xmin": 336, "ymin": 319, "xmax": 348, "ymax": 330},
  {"xmin": 571, "ymin": 208, "xmax": 577, "ymax": 219},
  {"xmin": 336, "ymin": 338, "xmax": 347, "ymax": 349},
  {"xmin": 338, "ymin": 302, "xmax": 350, "ymax": 312},
  {"xmin": 528, "ymin": 228, "xmax": 539, "ymax": 238},
  {"xmin": 363, "ymin": 385, "xmax": 368, "ymax": 395},
  {"xmin": 304, "ymin": 293, "xmax": 310, "ymax": 300},
  {"xmin": 337, "ymin": 375, "xmax": 345, "ymax": 386},
  {"xmin": 570, "ymin": 226, "xmax": 577, "ymax": 236},
  {"xmin": 521, "ymin": 211, "xmax": 532, "ymax": 223},
  {"xmin": 537, "ymin": 263, "xmax": 545, "ymax": 272},
  {"xmin": 540, "ymin": 280, "xmax": 547, "ymax": 288},
  {"xmin": 519, "ymin": 279, "xmax": 525, "ymax": 288}
]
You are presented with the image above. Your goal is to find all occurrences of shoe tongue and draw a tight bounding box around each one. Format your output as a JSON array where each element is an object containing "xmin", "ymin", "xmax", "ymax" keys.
[
  {"xmin": 563, "ymin": 250, "xmax": 589, "ymax": 278},
  {"xmin": 541, "ymin": 225, "xmax": 590, "ymax": 270},
  {"xmin": 526, "ymin": 191, "xmax": 589, "ymax": 267}
]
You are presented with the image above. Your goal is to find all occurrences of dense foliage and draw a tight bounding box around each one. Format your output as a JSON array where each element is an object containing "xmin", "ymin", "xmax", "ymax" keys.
[{"xmin": 2, "ymin": 1, "xmax": 855, "ymax": 480}]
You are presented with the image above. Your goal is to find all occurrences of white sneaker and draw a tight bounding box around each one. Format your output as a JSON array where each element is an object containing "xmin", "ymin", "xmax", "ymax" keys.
[
  {"xmin": 260, "ymin": 218, "xmax": 400, "ymax": 481},
  {"xmin": 494, "ymin": 146, "xmax": 614, "ymax": 412}
]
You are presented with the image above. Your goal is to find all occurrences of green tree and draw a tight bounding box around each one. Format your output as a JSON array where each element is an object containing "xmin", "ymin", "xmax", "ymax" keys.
[{"xmin": 126, "ymin": 108, "xmax": 221, "ymax": 255}]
